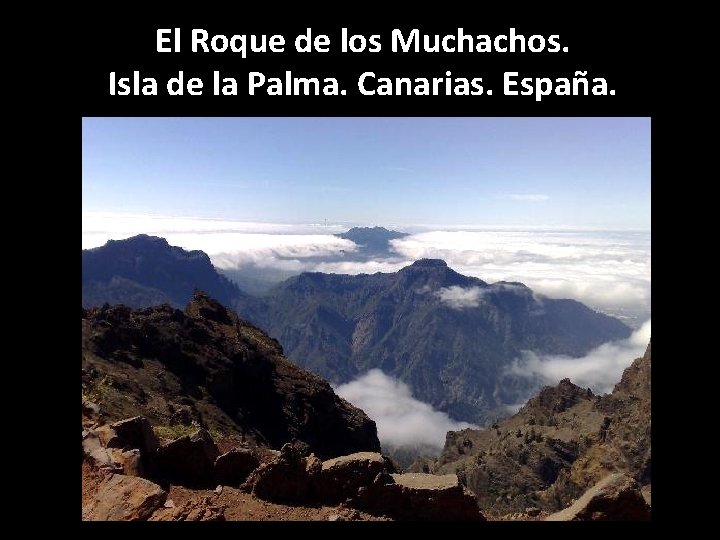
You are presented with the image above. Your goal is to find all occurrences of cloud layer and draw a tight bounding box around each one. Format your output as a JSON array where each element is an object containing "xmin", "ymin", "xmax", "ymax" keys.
[
  {"xmin": 82, "ymin": 213, "xmax": 650, "ymax": 315},
  {"xmin": 390, "ymin": 230, "xmax": 650, "ymax": 312},
  {"xmin": 509, "ymin": 319, "xmax": 651, "ymax": 395},
  {"xmin": 335, "ymin": 369, "xmax": 475, "ymax": 449},
  {"xmin": 436, "ymin": 286, "xmax": 485, "ymax": 309}
]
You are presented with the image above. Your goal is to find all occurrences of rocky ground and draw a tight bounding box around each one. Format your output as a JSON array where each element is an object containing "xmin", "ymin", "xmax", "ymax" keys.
[
  {"xmin": 429, "ymin": 343, "xmax": 652, "ymax": 516},
  {"xmin": 82, "ymin": 460, "xmax": 386, "ymax": 521},
  {"xmin": 81, "ymin": 291, "xmax": 651, "ymax": 522},
  {"xmin": 82, "ymin": 406, "xmax": 650, "ymax": 521},
  {"xmin": 81, "ymin": 410, "xmax": 483, "ymax": 521}
]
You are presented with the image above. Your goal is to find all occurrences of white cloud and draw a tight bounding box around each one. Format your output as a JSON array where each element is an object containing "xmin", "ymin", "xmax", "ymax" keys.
[
  {"xmin": 81, "ymin": 212, "xmax": 358, "ymax": 272},
  {"xmin": 82, "ymin": 213, "xmax": 650, "ymax": 315},
  {"xmin": 81, "ymin": 212, "xmax": 350, "ymax": 249},
  {"xmin": 508, "ymin": 319, "xmax": 651, "ymax": 395},
  {"xmin": 390, "ymin": 230, "xmax": 650, "ymax": 312},
  {"xmin": 196, "ymin": 234, "xmax": 356, "ymax": 269},
  {"xmin": 335, "ymin": 369, "xmax": 476, "ymax": 449},
  {"xmin": 436, "ymin": 286, "xmax": 485, "ymax": 309},
  {"xmin": 507, "ymin": 194, "xmax": 550, "ymax": 201}
]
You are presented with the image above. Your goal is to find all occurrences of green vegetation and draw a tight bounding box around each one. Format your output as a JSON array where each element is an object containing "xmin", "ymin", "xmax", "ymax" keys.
[
  {"xmin": 82, "ymin": 375, "xmax": 112, "ymax": 405},
  {"xmin": 154, "ymin": 424, "xmax": 198, "ymax": 440}
]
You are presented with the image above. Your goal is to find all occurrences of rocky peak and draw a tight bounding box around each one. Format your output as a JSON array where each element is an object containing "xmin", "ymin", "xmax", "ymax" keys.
[
  {"xmin": 82, "ymin": 235, "xmax": 243, "ymax": 310},
  {"xmin": 612, "ymin": 342, "xmax": 651, "ymax": 396},
  {"xmin": 111, "ymin": 234, "xmax": 170, "ymax": 249},
  {"xmin": 185, "ymin": 289, "xmax": 237, "ymax": 326},
  {"xmin": 408, "ymin": 259, "xmax": 448, "ymax": 268},
  {"xmin": 521, "ymin": 378, "xmax": 594, "ymax": 416}
]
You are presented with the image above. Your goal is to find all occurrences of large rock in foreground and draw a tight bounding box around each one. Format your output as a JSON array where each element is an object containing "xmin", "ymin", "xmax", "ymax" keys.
[
  {"xmin": 110, "ymin": 416, "xmax": 160, "ymax": 456},
  {"xmin": 320, "ymin": 452, "xmax": 394, "ymax": 503},
  {"xmin": 214, "ymin": 447, "xmax": 260, "ymax": 486},
  {"xmin": 545, "ymin": 473, "xmax": 650, "ymax": 521},
  {"xmin": 82, "ymin": 429, "xmax": 143, "ymax": 476},
  {"xmin": 82, "ymin": 475, "xmax": 167, "ymax": 521},
  {"xmin": 241, "ymin": 443, "xmax": 322, "ymax": 503},
  {"xmin": 154, "ymin": 428, "xmax": 220, "ymax": 488},
  {"xmin": 355, "ymin": 472, "xmax": 485, "ymax": 521}
]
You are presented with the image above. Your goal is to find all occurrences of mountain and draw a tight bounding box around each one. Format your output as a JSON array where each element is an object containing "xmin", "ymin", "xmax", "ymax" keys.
[
  {"xmin": 432, "ymin": 343, "xmax": 651, "ymax": 516},
  {"xmin": 249, "ymin": 259, "xmax": 631, "ymax": 424},
  {"xmin": 82, "ymin": 290, "xmax": 380, "ymax": 459},
  {"xmin": 82, "ymin": 235, "xmax": 264, "ymax": 321},
  {"xmin": 82, "ymin": 236, "xmax": 632, "ymax": 425},
  {"xmin": 82, "ymin": 235, "xmax": 245, "ymax": 309},
  {"xmin": 335, "ymin": 226, "xmax": 409, "ymax": 256}
]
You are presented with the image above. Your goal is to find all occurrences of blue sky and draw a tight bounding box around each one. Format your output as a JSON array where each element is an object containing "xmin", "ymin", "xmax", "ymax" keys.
[{"xmin": 82, "ymin": 117, "xmax": 650, "ymax": 229}]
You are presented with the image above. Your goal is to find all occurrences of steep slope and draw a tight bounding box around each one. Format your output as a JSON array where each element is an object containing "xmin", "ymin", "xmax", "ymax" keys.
[
  {"xmin": 82, "ymin": 235, "xmax": 254, "ymax": 312},
  {"xmin": 249, "ymin": 259, "xmax": 631, "ymax": 424},
  {"xmin": 434, "ymin": 343, "xmax": 651, "ymax": 515},
  {"xmin": 82, "ymin": 291, "xmax": 380, "ymax": 459}
]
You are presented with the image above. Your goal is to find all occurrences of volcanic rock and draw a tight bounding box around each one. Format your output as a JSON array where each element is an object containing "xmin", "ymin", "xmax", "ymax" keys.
[
  {"xmin": 545, "ymin": 473, "xmax": 650, "ymax": 521},
  {"xmin": 154, "ymin": 428, "xmax": 220, "ymax": 487},
  {"xmin": 355, "ymin": 472, "xmax": 484, "ymax": 521},
  {"xmin": 214, "ymin": 447, "xmax": 260, "ymax": 486},
  {"xmin": 82, "ymin": 474, "xmax": 167, "ymax": 521},
  {"xmin": 320, "ymin": 452, "xmax": 394, "ymax": 503}
]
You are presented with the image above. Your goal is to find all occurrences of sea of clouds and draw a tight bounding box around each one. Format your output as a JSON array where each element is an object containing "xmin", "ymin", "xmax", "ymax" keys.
[{"xmin": 82, "ymin": 212, "xmax": 650, "ymax": 314}]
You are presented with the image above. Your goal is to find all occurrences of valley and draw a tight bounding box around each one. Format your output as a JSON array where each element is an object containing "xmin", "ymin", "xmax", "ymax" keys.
[{"xmin": 83, "ymin": 234, "xmax": 631, "ymax": 426}]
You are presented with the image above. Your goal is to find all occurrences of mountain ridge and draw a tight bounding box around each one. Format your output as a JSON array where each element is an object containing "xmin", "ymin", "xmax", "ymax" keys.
[
  {"xmin": 82, "ymin": 290, "xmax": 381, "ymax": 459},
  {"xmin": 252, "ymin": 255, "xmax": 630, "ymax": 424},
  {"xmin": 82, "ymin": 234, "xmax": 632, "ymax": 424}
]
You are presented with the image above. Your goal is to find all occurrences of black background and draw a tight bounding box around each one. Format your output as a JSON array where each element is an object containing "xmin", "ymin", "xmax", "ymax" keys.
[
  {"xmin": 73, "ymin": 10, "xmax": 665, "ymax": 528},
  {"xmin": 81, "ymin": 14, "xmax": 656, "ymax": 116}
]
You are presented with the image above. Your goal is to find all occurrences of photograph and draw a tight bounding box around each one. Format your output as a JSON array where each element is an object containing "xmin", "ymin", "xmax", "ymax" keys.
[{"xmin": 82, "ymin": 117, "xmax": 651, "ymax": 521}]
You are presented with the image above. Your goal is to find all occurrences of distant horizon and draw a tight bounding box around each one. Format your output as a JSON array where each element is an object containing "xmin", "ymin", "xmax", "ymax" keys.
[{"xmin": 82, "ymin": 210, "xmax": 650, "ymax": 246}]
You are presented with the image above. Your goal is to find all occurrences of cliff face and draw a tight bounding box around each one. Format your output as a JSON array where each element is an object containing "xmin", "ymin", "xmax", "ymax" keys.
[
  {"xmin": 82, "ymin": 291, "xmax": 380, "ymax": 459},
  {"xmin": 82, "ymin": 235, "xmax": 258, "ymax": 318},
  {"xmin": 435, "ymin": 343, "xmax": 651, "ymax": 515},
  {"xmin": 254, "ymin": 259, "xmax": 631, "ymax": 424}
]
